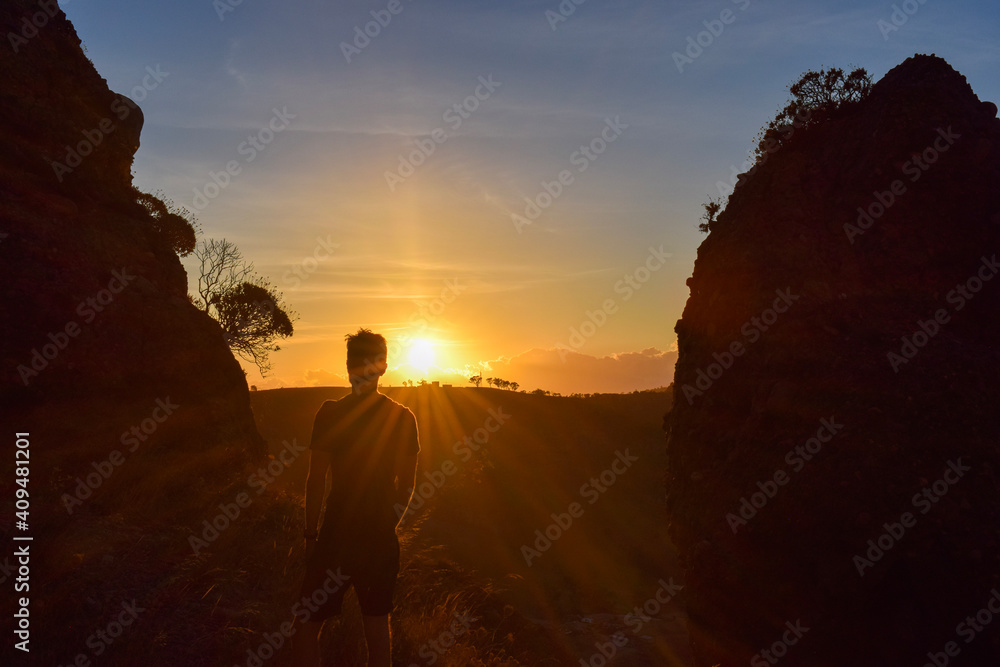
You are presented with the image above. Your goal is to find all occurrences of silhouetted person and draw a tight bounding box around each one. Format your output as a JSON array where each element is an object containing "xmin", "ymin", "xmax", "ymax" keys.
[{"xmin": 293, "ymin": 328, "xmax": 419, "ymax": 667}]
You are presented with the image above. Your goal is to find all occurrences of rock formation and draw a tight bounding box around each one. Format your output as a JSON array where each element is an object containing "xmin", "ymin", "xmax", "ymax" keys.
[
  {"xmin": 0, "ymin": 0, "xmax": 263, "ymax": 457},
  {"xmin": 668, "ymin": 55, "xmax": 1000, "ymax": 666}
]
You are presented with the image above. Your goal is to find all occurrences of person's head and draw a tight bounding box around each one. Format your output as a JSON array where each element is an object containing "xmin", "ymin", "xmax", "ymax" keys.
[{"xmin": 345, "ymin": 328, "xmax": 388, "ymax": 382}]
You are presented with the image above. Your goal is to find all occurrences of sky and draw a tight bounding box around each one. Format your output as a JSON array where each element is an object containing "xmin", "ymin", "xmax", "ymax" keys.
[{"xmin": 62, "ymin": 0, "xmax": 1000, "ymax": 393}]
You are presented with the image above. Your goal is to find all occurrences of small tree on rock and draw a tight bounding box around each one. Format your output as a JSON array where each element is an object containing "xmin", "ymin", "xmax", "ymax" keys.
[
  {"xmin": 754, "ymin": 66, "xmax": 872, "ymax": 162},
  {"xmin": 192, "ymin": 238, "xmax": 295, "ymax": 376},
  {"xmin": 134, "ymin": 189, "xmax": 198, "ymax": 257}
]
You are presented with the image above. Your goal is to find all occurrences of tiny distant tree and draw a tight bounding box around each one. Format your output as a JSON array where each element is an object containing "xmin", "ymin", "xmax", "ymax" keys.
[
  {"xmin": 510, "ymin": 381, "xmax": 519, "ymax": 392},
  {"xmin": 486, "ymin": 377, "xmax": 495, "ymax": 388},
  {"xmin": 418, "ymin": 379, "xmax": 427, "ymax": 387},
  {"xmin": 698, "ymin": 198, "xmax": 722, "ymax": 234},
  {"xmin": 469, "ymin": 374, "xmax": 483, "ymax": 388}
]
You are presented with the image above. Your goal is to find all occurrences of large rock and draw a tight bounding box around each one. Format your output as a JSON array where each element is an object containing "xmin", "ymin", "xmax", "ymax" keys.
[
  {"xmin": 668, "ymin": 55, "xmax": 1000, "ymax": 666},
  {"xmin": 0, "ymin": 0, "xmax": 263, "ymax": 456}
]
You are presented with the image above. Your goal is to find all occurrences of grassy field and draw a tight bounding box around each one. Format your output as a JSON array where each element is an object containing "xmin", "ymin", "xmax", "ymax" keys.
[
  {"xmin": 7, "ymin": 386, "xmax": 687, "ymax": 666},
  {"xmin": 250, "ymin": 385, "xmax": 692, "ymax": 666}
]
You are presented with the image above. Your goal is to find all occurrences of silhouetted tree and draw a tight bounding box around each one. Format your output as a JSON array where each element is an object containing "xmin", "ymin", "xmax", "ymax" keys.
[
  {"xmin": 755, "ymin": 66, "xmax": 872, "ymax": 162},
  {"xmin": 193, "ymin": 239, "xmax": 255, "ymax": 311},
  {"xmin": 469, "ymin": 374, "xmax": 483, "ymax": 388},
  {"xmin": 215, "ymin": 280, "xmax": 293, "ymax": 376},
  {"xmin": 701, "ymin": 66, "xmax": 874, "ymax": 236},
  {"xmin": 510, "ymin": 381, "xmax": 519, "ymax": 392},
  {"xmin": 134, "ymin": 189, "xmax": 198, "ymax": 257},
  {"xmin": 698, "ymin": 198, "xmax": 722, "ymax": 234},
  {"xmin": 193, "ymin": 238, "xmax": 295, "ymax": 376},
  {"xmin": 486, "ymin": 377, "xmax": 495, "ymax": 388}
]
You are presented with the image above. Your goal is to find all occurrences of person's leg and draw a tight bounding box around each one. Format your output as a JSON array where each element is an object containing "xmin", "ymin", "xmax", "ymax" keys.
[
  {"xmin": 292, "ymin": 619, "xmax": 324, "ymax": 666},
  {"xmin": 354, "ymin": 533, "xmax": 399, "ymax": 666},
  {"xmin": 361, "ymin": 614, "xmax": 391, "ymax": 667}
]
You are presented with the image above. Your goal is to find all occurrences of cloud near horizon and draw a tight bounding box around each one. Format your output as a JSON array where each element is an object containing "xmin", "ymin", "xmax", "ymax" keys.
[{"xmin": 299, "ymin": 346, "xmax": 677, "ymax": 395}]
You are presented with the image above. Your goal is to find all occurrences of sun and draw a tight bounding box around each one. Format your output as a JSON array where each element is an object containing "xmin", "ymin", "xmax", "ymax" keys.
[{"xmin": 408, "ymin": 339, "xmax": 435, "ymax": 371}]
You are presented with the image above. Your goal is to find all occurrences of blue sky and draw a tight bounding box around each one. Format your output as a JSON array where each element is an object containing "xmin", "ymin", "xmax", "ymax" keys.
[{"xmin": 61, "ymin": 0, "xmax": 1000, "ymax": 391}]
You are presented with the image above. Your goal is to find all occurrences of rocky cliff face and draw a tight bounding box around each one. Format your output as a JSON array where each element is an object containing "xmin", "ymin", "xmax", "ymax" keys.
[
  {"xmin": 0, "ymin": 0, "xmax": 263, "ymax": 456},
  {"xmin": 668, "ymin": 55, "xmax": 1000, "ymax": 666}
]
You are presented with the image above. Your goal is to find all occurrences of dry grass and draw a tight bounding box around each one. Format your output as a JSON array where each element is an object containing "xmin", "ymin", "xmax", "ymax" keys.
[{"xmin": 10, "ymin": 386, "xmax": 688, "ymax": 666}]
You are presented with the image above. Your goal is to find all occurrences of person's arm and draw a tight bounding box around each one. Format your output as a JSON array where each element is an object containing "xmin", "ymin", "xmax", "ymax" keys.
[
  {"xmin": 393, "ymin": 452, "xmax": 418, "ymax": 526},
  {"xmin": 393, "ymin": 416, "xmax": 420, "ymax": 526},
  {"xmin": 304, "ymin": 449, "xmax": 332, "ymax": 541}
]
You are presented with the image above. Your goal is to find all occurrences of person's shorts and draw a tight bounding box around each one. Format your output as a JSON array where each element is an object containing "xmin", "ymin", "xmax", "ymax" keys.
[{"xmin": 297, "ymin": 531, "xmax": 400, "ymax": 620}]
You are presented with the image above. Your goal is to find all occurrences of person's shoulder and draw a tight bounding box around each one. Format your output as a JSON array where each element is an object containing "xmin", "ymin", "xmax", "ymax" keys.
[
  {"xmin": 377, "ymin": 393, "xmax": 416, "ymax": 420},
  {"xmin": 314, "ymin": 394, "xmax": 354, "ymax": 418}
]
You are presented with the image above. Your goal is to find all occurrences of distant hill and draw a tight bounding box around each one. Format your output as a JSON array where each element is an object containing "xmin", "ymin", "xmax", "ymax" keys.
[{"xmin": 668, "ymin": 54, "xmax": 1000, "ymax": 666}]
